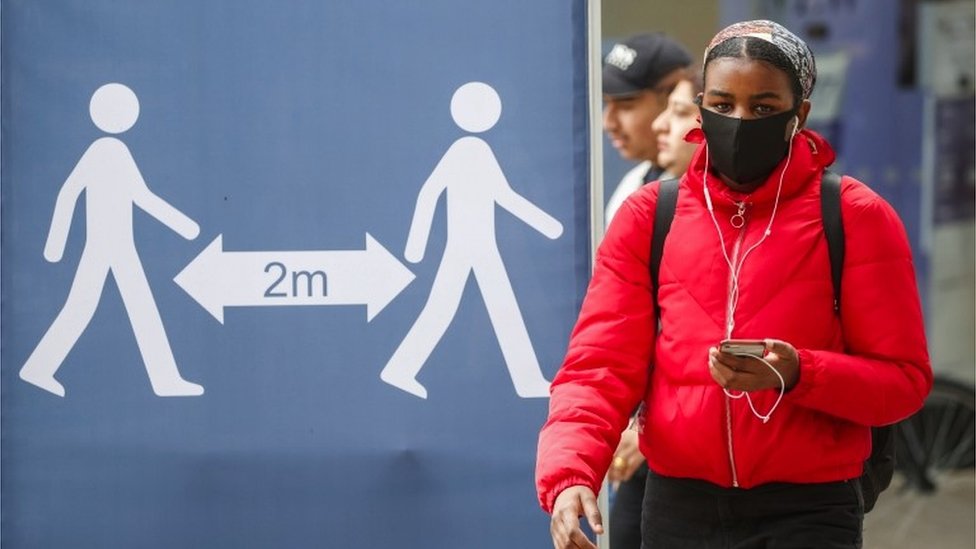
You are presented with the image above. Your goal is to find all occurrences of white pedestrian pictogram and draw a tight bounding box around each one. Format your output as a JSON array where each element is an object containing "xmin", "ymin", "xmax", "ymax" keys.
[
  {"xmin": 380, "ymin": 82, "xmax": 563, "ymax": 399},
  {"xmin": 19, "ymin": 83, "xmax": 204, "ymax": 397}
]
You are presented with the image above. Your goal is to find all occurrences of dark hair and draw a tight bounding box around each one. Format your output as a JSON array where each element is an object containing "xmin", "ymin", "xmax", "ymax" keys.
[
  {"xmin": 683, "ymin": 64, "xmax": 705, "ymax": 96},
  {"xmin": 704, "ymin": 37, "xmax": 803, "ymax": 107}
]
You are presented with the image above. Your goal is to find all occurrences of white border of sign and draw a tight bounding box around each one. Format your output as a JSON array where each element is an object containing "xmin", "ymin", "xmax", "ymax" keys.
[
  {"xmin": 588, "ymin": 0, "xmax": 605, "ymax": 265},
  {"xmin": 585, "ymin": 1, "xmax": 610, "ymax": 547}
]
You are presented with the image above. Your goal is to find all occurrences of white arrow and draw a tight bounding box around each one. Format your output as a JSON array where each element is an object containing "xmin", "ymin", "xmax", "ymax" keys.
[{"xmin": 174, "ymin": 234, "xmax": 415, "ymax": 324}]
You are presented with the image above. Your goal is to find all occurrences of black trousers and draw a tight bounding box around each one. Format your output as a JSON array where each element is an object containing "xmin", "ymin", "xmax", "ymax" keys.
[
  {"xmin": 610, "ymin": 462, "xmax": 647, "ymax": 549},
  {"xmin": 641, "ymin": 471, "xmax": 864, "ymax": 549}
]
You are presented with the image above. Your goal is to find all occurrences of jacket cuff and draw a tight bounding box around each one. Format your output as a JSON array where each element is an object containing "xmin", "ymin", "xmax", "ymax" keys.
[
  {"xmin": 787, "ymin": 348, "xmax": 820, "ymax": 400},
  {"xmin": 541, "ymin": 476, "xmax": 598, "ymax": 514}
]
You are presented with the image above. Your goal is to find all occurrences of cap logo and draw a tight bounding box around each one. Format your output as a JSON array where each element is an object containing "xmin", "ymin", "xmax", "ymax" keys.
[{"xmin": 605, "ymin": 44, "xmax": 637, "ymax": 71}]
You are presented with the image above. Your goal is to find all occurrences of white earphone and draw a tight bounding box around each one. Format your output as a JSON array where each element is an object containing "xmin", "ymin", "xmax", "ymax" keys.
[{"xmin": 702, "ymin": 115, "xmax": 799, "ymax": 423}]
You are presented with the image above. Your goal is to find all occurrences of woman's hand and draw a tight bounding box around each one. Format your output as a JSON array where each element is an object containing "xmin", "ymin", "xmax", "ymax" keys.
[
  {"xmin": 550, "ymin": 485, "xmax": 602, "ymax": 549},
  {"xmin": 607, "ymin": 429, "xmax": 644, "ymax": 487},
  {"xmin": 708, "ymin": 338, "xmax": 800, "ymax": 391}
]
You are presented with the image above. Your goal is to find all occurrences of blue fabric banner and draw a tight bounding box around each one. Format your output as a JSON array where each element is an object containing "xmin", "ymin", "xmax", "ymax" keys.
[{"xmin": 1, "ymin": 1, "xmax": 591, "ymax": 547}]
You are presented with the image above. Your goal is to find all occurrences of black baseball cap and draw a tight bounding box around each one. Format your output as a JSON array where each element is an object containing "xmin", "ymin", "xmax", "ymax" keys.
[{"xmin": 602, "ymin": 33, "xmax": 692, "ymax": 97}]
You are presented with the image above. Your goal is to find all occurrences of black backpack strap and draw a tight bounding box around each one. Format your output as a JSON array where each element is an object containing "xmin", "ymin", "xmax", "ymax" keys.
[
  {"xmin": 821, "ymin": 170, "xmax": 895, "ymax": 512},
  {"xmin": 820, "ymin": 170, "xmax": 844, "ymax": 313},
  {"xmin": 635, "ymin": 177, "xmax": 678, "ymax": 419},
  {"xmin": 650, "ymin": 178, "xmax": 680, "ymax": 308}
]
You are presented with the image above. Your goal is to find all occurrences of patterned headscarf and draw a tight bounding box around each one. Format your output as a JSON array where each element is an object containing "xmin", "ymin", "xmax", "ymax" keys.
[{"xmin": 704, "ymin": 20, "xmax": 817, "ymax": 100}]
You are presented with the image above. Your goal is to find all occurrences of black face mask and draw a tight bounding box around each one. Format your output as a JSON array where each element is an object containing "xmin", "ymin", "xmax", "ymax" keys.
[{"xmin": 699, "ymin": 108, "xmax": 797, "ymax": 185}]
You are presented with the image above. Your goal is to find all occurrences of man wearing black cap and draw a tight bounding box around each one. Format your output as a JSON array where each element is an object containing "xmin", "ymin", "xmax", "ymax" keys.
[{"xmin": 603, "ymin": 33, "xmax": 692, "ymax": 223}]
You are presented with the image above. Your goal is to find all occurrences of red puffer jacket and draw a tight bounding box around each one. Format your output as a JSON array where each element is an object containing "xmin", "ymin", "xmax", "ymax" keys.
[{"xmin": 536, "ymin": 129, "xmax": 932, "ymax": 513}]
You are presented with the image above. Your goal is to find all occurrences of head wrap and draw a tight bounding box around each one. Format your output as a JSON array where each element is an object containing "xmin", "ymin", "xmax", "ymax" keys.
[{"xmin": 704, "ymin": 20, "xmax": 816, "ymax": 100}]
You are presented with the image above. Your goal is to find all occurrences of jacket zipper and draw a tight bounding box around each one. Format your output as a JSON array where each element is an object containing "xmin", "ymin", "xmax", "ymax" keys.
[{"xmin": 725, "ymin": 200, "xmax": 749, "ymax": 487}]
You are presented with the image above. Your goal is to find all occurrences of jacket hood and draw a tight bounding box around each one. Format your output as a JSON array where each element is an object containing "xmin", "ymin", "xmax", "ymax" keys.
[{"xmin": 683, "ymin": 127, "xmax": 835, "ymax": 207}]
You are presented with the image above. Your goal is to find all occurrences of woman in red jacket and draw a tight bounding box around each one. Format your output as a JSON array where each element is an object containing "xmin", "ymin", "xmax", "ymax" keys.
[{"xmin": 537, "ymin": 20, "xmax": 932, "ymax": 549}]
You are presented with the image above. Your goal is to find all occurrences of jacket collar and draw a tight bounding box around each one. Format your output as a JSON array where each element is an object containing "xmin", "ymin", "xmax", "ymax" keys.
[{"xmin": 682, "ymin": 127, "xmax": 836, "ymax": 208}]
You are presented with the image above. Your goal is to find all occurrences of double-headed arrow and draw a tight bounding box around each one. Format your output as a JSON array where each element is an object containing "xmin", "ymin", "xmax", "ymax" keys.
[{"xmin": 175, "ymin": 234, "xmax": 415, "ymax": 323}]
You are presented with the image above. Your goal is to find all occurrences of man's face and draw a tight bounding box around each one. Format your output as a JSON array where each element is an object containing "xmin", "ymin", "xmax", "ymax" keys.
[{"xmin": 603, "ymin": 68, "xmax": 685, "ymax": 162}]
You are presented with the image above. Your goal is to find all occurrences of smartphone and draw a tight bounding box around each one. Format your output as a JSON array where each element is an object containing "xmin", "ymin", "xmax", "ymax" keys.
[{"xmin": 719, "ymin": 339, "xmax": 766, "ymax": 357}]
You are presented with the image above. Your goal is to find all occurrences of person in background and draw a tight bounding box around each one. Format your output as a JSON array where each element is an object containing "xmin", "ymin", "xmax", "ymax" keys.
[
  {"xmin": 605, "ymin": 65, "xmax": 704, "ymax": 549},
  {"xmin": 539, "ymin": 19, "xmax": 932, "ymax": 549},
  {"xmin": 602, "ymin": 40, "xmax": 694, "ymax": 547},
  {"xmin": 602, "ymin": 33, "xmax": 692, "ymax": 224},
  {"xmin": 651, "ymin": 67, "xmax": 703, "ymax": 179}
]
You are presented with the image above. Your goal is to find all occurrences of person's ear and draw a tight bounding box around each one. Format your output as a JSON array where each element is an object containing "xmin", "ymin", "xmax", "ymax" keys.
[
  {"xmin": 787, "ymin": 99, "xmax": 812, "ymax": 139},
  {"xmin": 795, "ymin": 99, "xmax": 812, "ymax": 130}
]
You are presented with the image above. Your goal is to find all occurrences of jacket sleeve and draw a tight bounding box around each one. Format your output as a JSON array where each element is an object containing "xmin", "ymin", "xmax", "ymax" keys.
[
  {"xmin": 787, "ymin": 179, "xmax": 933, "ymax": 426},
  {"xmin": 535, "ymin": 190, "xmax": 658, "ymax": 513}
]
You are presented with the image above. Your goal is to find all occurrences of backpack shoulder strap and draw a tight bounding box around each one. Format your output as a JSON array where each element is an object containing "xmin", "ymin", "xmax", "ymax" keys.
[
  {"xmin": 652, "ymin": 173, "xmax": 842, "ymax": 309},
  {"xmin": 820, "ymin": 170, "xmax": 844, "ymax": 313},
  {"xmin": 650, "ymin": 178, "xmax": 680, "ymax": 303}
]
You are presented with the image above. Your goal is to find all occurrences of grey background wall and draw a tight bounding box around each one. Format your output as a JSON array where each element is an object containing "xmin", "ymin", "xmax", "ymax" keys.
[{"xmin": 603, "ymin": 0, "xmax": 719, "ymax": 60}]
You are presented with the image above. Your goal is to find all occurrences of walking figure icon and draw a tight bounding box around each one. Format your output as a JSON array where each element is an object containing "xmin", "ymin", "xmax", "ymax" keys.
[
  {"xmin": 381, "ymin": 82, "xmax": 563, "ymax": 399},
  {"xmin": 20, "ymin": 83, "xmax": 204, "ymax": 397}
]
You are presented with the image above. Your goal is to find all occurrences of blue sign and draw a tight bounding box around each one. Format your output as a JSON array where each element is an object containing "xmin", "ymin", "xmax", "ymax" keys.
[{"xmin": 1, "ymin": 1, "xmax": 591, "ymax": 547}]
